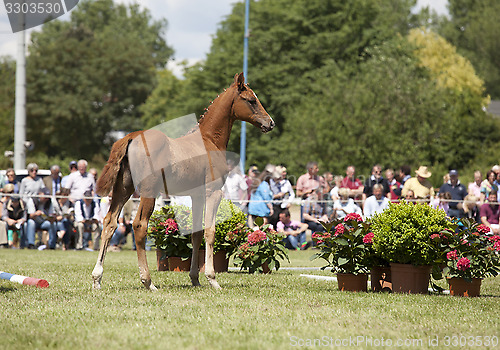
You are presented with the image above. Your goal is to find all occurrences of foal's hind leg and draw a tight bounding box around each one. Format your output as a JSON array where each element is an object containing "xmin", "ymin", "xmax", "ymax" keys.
[
  {"xmin": 92, "ymin": 175, "xmax": 133, "ymax": 289},
  {"xmin": 133, "ymin": 197, "xmax": 157, "ymax": 291},
  {"xmin": 189, "ymin": 196, "xmax": 203, "ymax": 287}
]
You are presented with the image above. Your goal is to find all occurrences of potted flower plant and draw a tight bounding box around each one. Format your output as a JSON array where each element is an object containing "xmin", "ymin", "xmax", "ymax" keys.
[
  {"xmin": 370, "ymin": 201, "xmax": 454, "ymax": 294},
  {"xmin": 148, "ymin": 204, "xmax": 193, "ymax": 271},
  {"xmin": 435, "ymin": 219, "xmax": 500, "ymax": 297},
  {"xmin": 232, "ymin": 217, "xmax": 289, "ymax": 274},
  {"xmin": 311, "ymin": 213, "xmax": 373, "ymax": 292}
]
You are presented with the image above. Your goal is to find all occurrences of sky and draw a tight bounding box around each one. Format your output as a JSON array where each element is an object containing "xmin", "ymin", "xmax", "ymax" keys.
[{"xmin": 0, "ymin": 0, "xmax": 449, "ymax": 77}]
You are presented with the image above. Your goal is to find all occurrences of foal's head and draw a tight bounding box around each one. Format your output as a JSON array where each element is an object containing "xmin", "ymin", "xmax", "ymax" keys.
[{"xmin": 231, "ymin": 73, "xmax": 275, "ymax": 133}]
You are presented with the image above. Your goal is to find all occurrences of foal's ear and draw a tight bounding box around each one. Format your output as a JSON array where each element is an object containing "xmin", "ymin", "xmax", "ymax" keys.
[{"xmin": 234, "ymin": 72, "xmax": 246, "ymax": 91}]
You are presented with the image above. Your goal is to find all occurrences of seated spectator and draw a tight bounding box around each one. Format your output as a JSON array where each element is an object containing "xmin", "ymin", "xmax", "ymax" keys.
[
  {"xmin": 2, "ymin": 194, "xmax": 27, "ymax": 249},
  {"xmin": 332, "ymin": 188, "xmax": 362, "ymax": 220},
  {"xmin": 480, "ymin": 191, "xmax": 500, "ymax": 234},
  {"xmin": 329, "ymin": 175, "xmax": 343, "ymax": 201},
  {"xmin": 276, "ymin": 209, "xmax": 309, "ymax": 250},
  {"xmin": 439, "ymin": 170, "xmax": 467, "ymax": 219},
  {"xmin": 302, "ymin": 187, "xmax": 329, "ymax": 233},
  {"xmin": 26, "ymin": 188, "xmax": 58, "ymax": 249},
  {"xmin": 74, "ymin": 190, "xmax": 101, "ymax": 250},
  {"xmin": 248, "ymin": 165, "xmax": 274, "ymax": 227},
  {"xmin": 462, "ymin": 194, "xmax": 481, "ymax": 223},
  {"xmin": 19, "ymin": 163, "xmax": 46, "ymax": 201},
  {"xmin": 468, "ymin": 170, "xmax": 482, "ymax": 198},
  {"xmin": 405, "ymin": 190, "xmax": 417, "ymax": 202},
  {"xmin": 480, "ymin": 170, "xmax": 498, "ymax": 203},
  {"xmin": 385, "ymin": 168, "xmax": 401, "ymax": 201},
  {"xmin": 398, "ymin": 165, "xmax": 412, "ymax": 186},
  {"xmin": 53, "ymin": 188, "xmax": 74, "ymax": 250},
  {"xmin": 432, "ymin": 192, "xmax": 451, "ymax": 216},
  {"xmin": 401, "ymin": 166, "xmax": 434, "ymax": 200},
  {"xmin": 362, "ymin": 164, "xmax": 390, "ymax": 205},
  {"xmin": 363, "ymin": 184, "xmax": 390, "ymax": 219}
]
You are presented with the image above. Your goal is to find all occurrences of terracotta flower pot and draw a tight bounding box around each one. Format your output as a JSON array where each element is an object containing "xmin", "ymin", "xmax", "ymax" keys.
[
  {"xmin": 370, "ymin": 266, "xmax": 392, "ymax": 292},
  {"xmin": 390, "ymin": 263, "xmax": 431, "ymax": 294},
  {"xmin": 156, "ymin": 249, "xmax": 169, "ymax": 271},
  {"xmin": 337, "ymin": 273, "xmax": 368, "ymax": 292},
  {"xmin": 261, "ymin": 262, "xmax": 271, "ymax": 274},
  {"xmin": 167, "ymin": 256, "xmax": 192, "ymax": 272},
  {"xmin": 198, "ymin": 250, "xmax": 229, "ymax": 273},
  {"xmin": 448, "ymin": 277, "xmax": 482, "ymax": 297}
]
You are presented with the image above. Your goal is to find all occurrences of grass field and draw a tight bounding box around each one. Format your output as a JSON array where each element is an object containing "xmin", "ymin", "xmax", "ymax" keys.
[{"xmin": 1, "ymin": 248, "xmax": 499, "ymax": 350}]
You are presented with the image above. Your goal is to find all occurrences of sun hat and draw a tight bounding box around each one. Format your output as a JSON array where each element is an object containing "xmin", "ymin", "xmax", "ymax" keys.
[{"xmin": 415, "ymin": 166, "xmax": 432, "ymax": 178}]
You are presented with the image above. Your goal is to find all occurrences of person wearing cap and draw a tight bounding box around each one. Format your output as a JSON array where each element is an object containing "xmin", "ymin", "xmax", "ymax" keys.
[
  {"xmin": 25, "ymin": 187, "xmax": 58, "ymax": 249},
  {"xmin": 439, "ymin": 170, "xmax": 467, "ymax": 218},
  {"xmin": 19, "ymin": 163, "xmax": 46, "ymax": 201},
  {"xmin": 74, "ymin": 189, "xmax": 101, "ymax": 251},
  {"xmin": 2, "ymin": 192, "xmax": 27, "ymax": 248},
  {"xmin": 401, "ymin": 166, "xmax": 435, "ymax": 200},
  {"xmin": 61, "ymin": 160, "xmax": 78, "ymax": 188}
]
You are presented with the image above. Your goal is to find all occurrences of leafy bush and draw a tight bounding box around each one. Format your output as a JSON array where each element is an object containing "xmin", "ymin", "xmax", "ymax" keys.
[{"xmin": 370, "ymin": 201, "xmax": 454, "ymax": 266}]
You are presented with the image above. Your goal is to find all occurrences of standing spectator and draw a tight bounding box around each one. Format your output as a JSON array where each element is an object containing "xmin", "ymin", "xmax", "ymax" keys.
[
  {"xmin": 480, "ymin": 170, "xmax": 498, "ymax": 203},
  {"xmin": 74, "ymin": 190, "xmax": 101, "ymax": 250},
  {"xmin": 269, "ymin": 166, "xmax": 295, "ymax": 228},
  {"xmin": 26, "ymin": 188, "xmax": 58, "ymax": 249},
  {"xmin": 248, "ymin": 165, "xmax": 274, "ymax": 226},
  {"xmin": 2, "ymin": 194, "xmax": 27, "ymax": 249},
  {"xmin": 398, "ymin": 165, "xmax": 412, "ymax": 185},
  {"xmin": 439, "ymin": 170, "xmax": 467, "ymax": 219},
  {"xmin": 3, "ymin": 168, "xmax": 19, "ymax": 194},
  {"xmin": 480, "ymin": 191, "xmax": 500, "ymax": 234},
  {"xmin": 222, "ymin": 159, "xmax": 248, "ymax": 211},
  {"xmin": 362, "ymin": 164, "xmax": 390, "ymax": 204},
  {"xmin": 363, "ymin": 184, "xmax": 390, "ymax": 219},
  {"xmin": 302, "ymin": 187, "xmax": 329, "ymax": 233},
  {"xmin": 340, "ymin": 165, "xmax": 364, "ymax": 201},
  {"xmin": 296, "ymin": 161, "xmax": 326, "ymax": 199},
  {"xmin": 333, "ymin": 188, "xmax": 363, "ymax": 220},
  {"xmin": 88, "ymin": 168, "xmax": 99, "ymax": 184},
  {"xmin": 244, "ymin": 165, "xmax": 260, "ymax": 208},
  {"xmin": 468, "ymin": 170, "xmax": 483, "ymax": 198},
  {"xmin": 19, "ymin": 163, "xmax": 46, "ymax": 200},
  {"xmin": 401, "ymin": 166, "xmax": 434, "ymax": 200},
  {"xmin": 61, "ymin": 160, "xmax": 78, "ymax": 188},
  {"xmin": 65, "ymin": 159, "xmax": 96, "ymax": 202},
  {"xmin": 385, "ymin": 168, "xmax": 401, "ymax": 201},
  {"xmin": 53, "ymin": 188, "xmax": 74, "ymax": 250},
  {"xmin": 277, "ymin": 208, "xmax": 309, "ymax": 250},
  {"xmin": 43, "ymin": 164, "xmax": 62, "ymax": 196}
]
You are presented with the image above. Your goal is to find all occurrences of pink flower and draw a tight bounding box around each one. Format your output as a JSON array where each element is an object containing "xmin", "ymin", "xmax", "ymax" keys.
[
  {"xmin": 430, "ymin": 234, "xmax": 440, "ymax": 240},
  {"xmin": 477, "ymin": 224, "xmax": 490, "ymax": 234},
  {"xmin": 494, "ymin": 241, "xmax": 500, "ymax": 252},
  {"xmin": 363, "ymin": 232, "xmax": 374, "ymax": 244},
  {"xmin": 334, "ymin": 223, "xmax": 345, "ymax": 236},
  {"xmin": 456, "ymin": 257, "xmax": 470, "ymax": 271},
  {"xmin": 446, "ymin": 250, "xmax": 458, "ymax": 260},
  {"xmin": 344, "ymin": 213, "xmax": 363, "ymax": 222},
  {"xmin": 247, "ymin": 230, "xmax": 267, "ymax": 245},
  {"xmin": 163, "ymin": 218, "xmax": 178, "ymax": 235},
  {"xmin": 312, "ymin": 232, "xmax": 331, "ymax": 244},
  {"xmin": 489, "ymin": 235, "xmax": 500, "ymax": 242}
]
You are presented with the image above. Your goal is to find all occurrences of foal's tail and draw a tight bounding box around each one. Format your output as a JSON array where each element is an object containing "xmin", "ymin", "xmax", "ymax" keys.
[{"xmin": 96, "ymin": 131, "xmax": 141, "ymax": 197}]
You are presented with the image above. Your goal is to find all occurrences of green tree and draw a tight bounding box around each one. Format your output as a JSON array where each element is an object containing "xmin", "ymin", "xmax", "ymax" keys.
[
  {"xmin": 26, "ymin": 0, "xmax": 172, "ymax": 158},
  {"xmin": 0, "ymin": 57, "xmax": 16, "ymax": 168}
]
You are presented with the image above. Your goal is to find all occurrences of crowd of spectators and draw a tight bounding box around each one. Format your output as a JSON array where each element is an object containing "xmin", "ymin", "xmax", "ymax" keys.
[
  {"xmin": 223, "ymin": 161, "xmax": 500, "ymax": 251},
  {"xmin": 2, "ymin": 159, "xmax": 499, "ymax": 252}
]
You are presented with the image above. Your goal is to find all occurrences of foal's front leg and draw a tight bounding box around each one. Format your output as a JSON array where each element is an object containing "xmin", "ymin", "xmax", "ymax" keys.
[{"xmin": 204, "ymin": 190, "xmax": 223, "ymax": 289}]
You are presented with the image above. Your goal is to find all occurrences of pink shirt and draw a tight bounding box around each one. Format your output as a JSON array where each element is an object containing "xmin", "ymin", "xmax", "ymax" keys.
[
  {"xmin": 296, "ymin": 174, "xmax": 325, "ymax": 196},
  {"xmin": 277, "ymin": 219, "xmax": 303, "ymax": 232}
]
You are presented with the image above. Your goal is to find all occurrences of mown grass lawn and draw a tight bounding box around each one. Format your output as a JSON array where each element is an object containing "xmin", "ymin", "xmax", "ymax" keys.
[{"xmin": 1, "ymin": 248, "xmax": 499, "ymax": 350}]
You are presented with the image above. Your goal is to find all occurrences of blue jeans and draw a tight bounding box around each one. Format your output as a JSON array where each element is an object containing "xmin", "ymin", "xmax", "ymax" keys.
[
  {"xmin": 284, "ymin": 232, "xmax": 306, "ymax": 250},
  {"xmin": 26, "ymin": 218, "xmax": 58, "ymax": 249},
  {"xmin": 57, "ymin": 218, "xmax": 72, "ymax": 246}
]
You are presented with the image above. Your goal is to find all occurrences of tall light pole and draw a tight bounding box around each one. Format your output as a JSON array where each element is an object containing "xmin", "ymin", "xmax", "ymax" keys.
[
  {"xmin": 240, "ymin": 0, "xmax": 250, "ymax": 173},
  {"xmin": 14, "ymin": 23, "xmax": 26, "ymax": 170}
]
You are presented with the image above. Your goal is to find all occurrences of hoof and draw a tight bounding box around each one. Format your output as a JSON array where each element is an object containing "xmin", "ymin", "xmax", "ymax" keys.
[
  {"xmin": 92, "ymin": 277, "xmax": 102, "ymax": 290},
  {"xmin": 207, "ymin": 278, "xmax": 221, "ymax": 290},
  {"xmin": 149, "ymin": 284, "xmax": 158, "ymax": 292}
]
